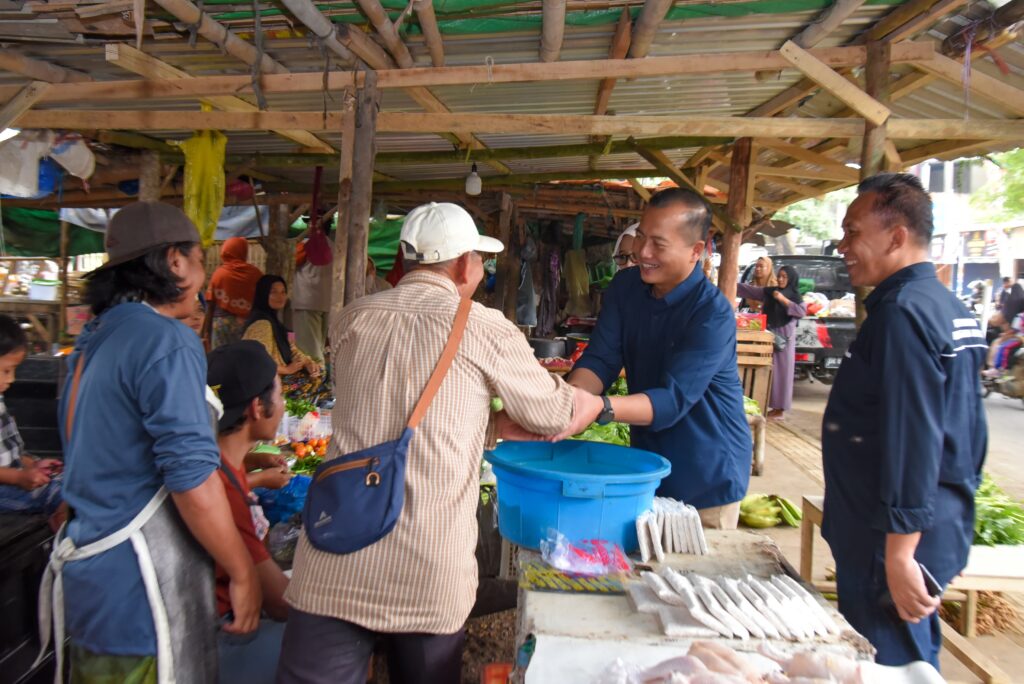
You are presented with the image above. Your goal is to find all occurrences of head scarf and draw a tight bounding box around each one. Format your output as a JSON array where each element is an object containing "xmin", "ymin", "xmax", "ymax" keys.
[
  {"xmin": 763, "ymin": 265, "xmax": 802, "ymax": 330},
  {"xmin": 245, "ymin": 275, "xmax": 292, "ymax": 364},
  {"xmin": 1002, "ymin": 283, "xmax": 1024, "ymax": 324},
  {"xmin": 207, "ymin": 238, "xmax": 263, "ymax": 318},
  {"xmin": 746, "ymin": 256, "xmax": 778, "ymax": 312}
]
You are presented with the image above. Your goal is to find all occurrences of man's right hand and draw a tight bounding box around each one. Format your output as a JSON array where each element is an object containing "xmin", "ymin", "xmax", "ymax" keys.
[
  {"xmin": 18, "ymin": 467, "xmax": 50, "ymax": 491},
  {"xmin": 553, "ymin": 387, "xmax": 605, "ymax": 441},
  {"xmin": 223, "ymin": 568, "xmax": 262, "ymax": 635}
]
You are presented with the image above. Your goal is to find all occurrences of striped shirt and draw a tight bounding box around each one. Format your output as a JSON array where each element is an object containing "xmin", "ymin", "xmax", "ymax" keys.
[{"xmin": 286, "ymin": 270, "xmax": 575, "ymax": 634}]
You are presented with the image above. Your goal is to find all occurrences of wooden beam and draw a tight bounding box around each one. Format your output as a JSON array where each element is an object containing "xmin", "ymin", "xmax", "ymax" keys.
[
  {"xmin": 332, "ymin": 89, "xmax": 356, "ymax": 318},
  {"xmin": 756, "ymin": 138, "xmax": 859, "ymax": 178},
  {"xmin": 138, "ymin": 150, "xmax": 161, "ymax": 202},
  {"xmin": 494, "ymin": 193, "xmax": 515, "ymax": 320},
  {"xmin": 356, "ymin": 0, "xmax": 415, "ymax": 68},
  {"xmin": 860, "ymin": 40, "xmax": 891, "ymax": 176},
  {"xmin": 861, "ymin": 0, "xmax": 941, "ymax": 42},
  {"xmin": 18, "ymin": 111, "xmax": 1024, "ymax": 141},
  {"xmin": 629, "ymin": 179, "xmax": 651, "ymax": 202},
  {"xmin": 0, "ymin": 81, "xmax": 48, "ymax": 130},
  {"xmin": 940, "ymin": 620, "xmax": 1011, "ymax": 684},
  {"xmin": 104, "ymin": 43, "xmax": 334, "ymax": 154},
  {"xmin": 942, "ymin": 0, "xmax": 1024, "ymax": 56},
  {"xmin": 883, "ymin": 140, "xmax": 902, "ymax": 170},
  {"xmin": 779, "ymin": 40, "xmax": 890, "ymax": 126},
  {"xmin": 414, "ymin": 0, "xmax": 445, "ymax": 68},
  {"xmin": 791, "ymin": 0, "xmax": 868, "ymax": 49},
  {"xmin": 721, "ymin": 137, "xmax": 752, "ymax": 301},
  {"xmin": 335, "ymin": 22, "xmax": 395, "ymax": 69},
  {"xmin": 1, "ymin": 41, "xmax": 938, "ymax": 106},
  {"xmin": 594, "ymin": 8, "xmax": 633, "ymax": 116},
  {"xmin": 149, "ymin": 0, "xmax": 288, "ymax": 75},
  {"xmin": 344, "ymin": 73, "xmax": 380, "ymax": 304},
  {"xmin": 95, "ymin": 130, "xmax": 176, "ymax": 154},
  {"xmin": 629, "ymin": 0, "xmax": 673, "ymax": 59},
  {"xmin": 0, "ymin": 49, "xmax": 91, "ymax": 83},
  {"xmin": 898, "ymin": 139, "xmax": 995, "ymax": 166},
  {"xmin": 885, "ymin": 0, "xmax": 968, "ymax": 43},
  {"xmin": 540, "ymin": 0, "xmax": 567, "ymax": 63},
  {"xmin": 628, "ymin": 140, "xmax": 738, "ymax": 230},
  {"xmin": 274, "ymin": 0, "xmax": 357, "ymax": 66},
  {"xmin": 753, "ymin": 165, "xmax": 857, "ymax": 182},
  {"xmin": 913, "ymin": 51, "xmax": 1024, "ymax": 117}
]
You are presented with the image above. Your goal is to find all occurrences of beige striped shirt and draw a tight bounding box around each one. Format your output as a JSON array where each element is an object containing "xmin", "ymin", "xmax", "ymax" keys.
[{"xmin": 286, "ymin": 270, "xmax": 575, "ymax": 633}]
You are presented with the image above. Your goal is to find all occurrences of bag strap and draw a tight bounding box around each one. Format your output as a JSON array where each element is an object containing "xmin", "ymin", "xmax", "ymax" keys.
[
  {"xmin": 64, "ymin": 353, "xmax": 86, "ymax": 443},
  {"xmin": 407, "ymin": 297, "xmax": 472, "ymax": 430},
  {"xmin": 219, "ymin": 462, "xmax": 256, "ymax": 506}
]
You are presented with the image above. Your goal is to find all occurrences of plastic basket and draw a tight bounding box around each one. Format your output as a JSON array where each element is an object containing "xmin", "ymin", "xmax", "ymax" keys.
[{"xmin": 484, "ymin": 441, "xmax": 670, "ymax": 552}]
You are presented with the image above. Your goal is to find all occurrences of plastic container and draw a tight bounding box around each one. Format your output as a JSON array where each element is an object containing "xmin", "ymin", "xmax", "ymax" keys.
[
  {"xmin": 484, "ymin": 441, "xmax": 671, "ymax": 552},
  {"xmin": 29, "ymin": 280, "xmax": 59, "ymax": 301}
]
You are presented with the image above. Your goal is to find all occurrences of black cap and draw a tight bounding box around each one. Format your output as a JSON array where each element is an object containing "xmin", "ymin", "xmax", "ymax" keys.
[{"xmin": 207, "ymin": 341, "xmax": 278, "ymax": 432}]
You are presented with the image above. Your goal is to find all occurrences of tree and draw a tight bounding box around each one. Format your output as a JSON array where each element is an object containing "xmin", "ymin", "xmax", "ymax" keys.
[
  {"xmin": 773, "ymin": 186, "xmax": 856, "ymax": 242},
  {"xmin": 970, "ymin": 148, "xmax": 1024, "ymax": 222}
]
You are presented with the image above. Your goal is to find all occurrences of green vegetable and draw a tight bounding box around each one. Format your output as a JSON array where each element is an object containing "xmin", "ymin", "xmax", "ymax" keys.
[
  {"xmin": 743, "ymin": 396, "xmax": 761, "ymax": 416},
  {"xmin": 571, "ymin": 421, "xmax": 631, "ymax": 447},
  {"xmin": 290, "ymin": 455, "xmax": 323, "ymax": 475},
  {"xmin": 490, "ymin": 397, "xmax": 504, "ymax": 412},
  {"xmin": 608, "ymin": 378, "xmax": 629, "ymax": 397},
  {"xmin": 974, "ymin": 474, "xmax": 1024, "ymax": 546},
  {"xmin": 285, "ymin": 397, "xmax": 317, "ymax": 418}
]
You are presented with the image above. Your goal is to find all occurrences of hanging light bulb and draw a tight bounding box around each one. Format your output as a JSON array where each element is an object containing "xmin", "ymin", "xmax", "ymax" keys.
[{"xmin": 465, "ymin": 163, "xmax": 482, "ymax": 196}]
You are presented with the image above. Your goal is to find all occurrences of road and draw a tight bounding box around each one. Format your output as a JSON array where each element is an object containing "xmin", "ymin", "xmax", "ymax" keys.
[{"xmin": 787, "ymin": 379, "xmax": 1024, "ymax": 499}]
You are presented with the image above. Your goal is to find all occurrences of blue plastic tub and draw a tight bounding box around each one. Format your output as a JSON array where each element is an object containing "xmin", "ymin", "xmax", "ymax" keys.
[{"xmin": 484, "ymin": 441, "xmax": 671, "ymax": 552}]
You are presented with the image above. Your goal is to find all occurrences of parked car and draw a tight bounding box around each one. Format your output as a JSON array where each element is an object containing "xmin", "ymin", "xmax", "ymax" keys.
[{"xmin": 740, "ymin": 255, "xmax": 857, "ymax": 385}]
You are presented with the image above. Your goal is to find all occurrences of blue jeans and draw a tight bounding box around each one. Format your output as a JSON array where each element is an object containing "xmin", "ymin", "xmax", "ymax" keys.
[
  {"xmin": 0, "ymin": 475, "xmax": 62, "ymax": 515},
  {"xmin": 219, "ymin": 619, "xmax": 286, "ymax": 684}
]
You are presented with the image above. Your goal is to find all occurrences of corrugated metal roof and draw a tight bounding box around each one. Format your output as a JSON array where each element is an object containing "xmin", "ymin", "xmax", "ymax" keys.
[{"xmin": 1, "ymin": 0, "xmax": 1020, "ymax": 211}]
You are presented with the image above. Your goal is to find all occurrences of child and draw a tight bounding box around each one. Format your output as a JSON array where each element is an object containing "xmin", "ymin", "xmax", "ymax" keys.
[{"xmin": 0, "ymin": 315, "xmax": 64, "ymax": 520}]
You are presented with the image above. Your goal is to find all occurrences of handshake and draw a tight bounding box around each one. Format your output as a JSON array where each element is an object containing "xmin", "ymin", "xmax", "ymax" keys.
[{"xmin": 493, "ymin": 386, "xmax": 607, "ymax": 443}]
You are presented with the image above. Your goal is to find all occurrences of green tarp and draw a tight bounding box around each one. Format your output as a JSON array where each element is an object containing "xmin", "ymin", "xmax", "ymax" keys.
[{"xmin": 0, "ymin": 208, "xmax": 105, "ymax": 257}]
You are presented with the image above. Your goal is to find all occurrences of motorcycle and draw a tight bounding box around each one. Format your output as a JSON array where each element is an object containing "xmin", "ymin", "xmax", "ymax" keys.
[{"xmin": 982, "ymin": 337, "xmax": 1024, "ymax": 407}]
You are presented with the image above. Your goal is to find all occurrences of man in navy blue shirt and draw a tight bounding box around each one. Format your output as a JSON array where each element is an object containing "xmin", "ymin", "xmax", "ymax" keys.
[
  {"xmin": 568, "ymin": 188, "xmax": 751, "ymax": 528},
  {"xmin": 822, "ymin": 173, "xmax": 987, "ymax": 668}
]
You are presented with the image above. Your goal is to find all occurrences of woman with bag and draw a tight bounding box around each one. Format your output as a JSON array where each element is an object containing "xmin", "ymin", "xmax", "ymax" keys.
[{"xmin": 737, "ymin": 265, "xmax": 806, "ymax": 418}]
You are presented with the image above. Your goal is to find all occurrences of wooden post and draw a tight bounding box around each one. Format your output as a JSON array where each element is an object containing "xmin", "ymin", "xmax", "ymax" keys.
[
  {"xmin": 720, "ymin": 137, "xmax": 752, "ymax": 304},
  {"xmin": 59, "ymin": 220, "xmax": 69, "ymax": 341},
  {"xmin": 139, "ymin": 150, "xmax": 161, "ymax": 201},
  {"xmin": 493, "ymin": 193, "xmax": 515, "ymax": 320},
  {"xmin": 331, "ymin": 88, "xmax": 357, "ymax": 323},
  {"xmin": 264, "ymin": 203, "xmax": 291, "ymax": 278},
  {"xmin": 856, "ymin": 40, "xmax": 891, "ymax": 327},
  {"xmin": 344, "ymin": 71, "xmax": 380, "ymax": 305}
]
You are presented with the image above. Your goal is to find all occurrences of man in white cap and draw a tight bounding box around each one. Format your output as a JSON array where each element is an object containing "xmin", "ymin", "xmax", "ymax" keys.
[{"xmin": 279, "ymin": 202, "xmax": 602, "ymax": 684}]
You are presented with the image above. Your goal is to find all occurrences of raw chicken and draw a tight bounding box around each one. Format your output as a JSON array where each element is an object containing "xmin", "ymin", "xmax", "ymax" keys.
[
  {"xmin": 636, "ymin": 655, "xmax": 708, "ymax": 682},
  {"xmin": 758, "ymin": 643, "xmax": 865, "ymax": 684},
  {"xmin": 689, "ymin": 641, "xmax": 762, "ymax": 683}
]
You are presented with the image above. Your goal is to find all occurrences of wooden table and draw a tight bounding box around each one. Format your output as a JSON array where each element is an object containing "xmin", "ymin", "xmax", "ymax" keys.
[
  {"xmin": 800, "ymin": 495, "xmax": 1015, "ymax": 684},
  {"xmin": 0, "ymin": 297, "xmax": 61, "ymax": 347},
  {"xmin": 513, "ymin": 530, "xmax": 872, "ymax": 683}
]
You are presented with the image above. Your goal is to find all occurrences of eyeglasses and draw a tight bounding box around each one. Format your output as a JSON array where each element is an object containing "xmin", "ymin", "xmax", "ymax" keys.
[{"xmin": 613, "ymin": 253, "xmax": 635, "ymax": 265}]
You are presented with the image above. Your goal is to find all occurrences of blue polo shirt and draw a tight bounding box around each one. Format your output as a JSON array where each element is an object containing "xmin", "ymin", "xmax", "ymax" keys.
[
  {"xmin": 821, "ymin": 262, "xmax": 987, "ymax": 587},
  {"xmin": 59, "ymin": 303, "xmax": 220, "ymax": 656},
  {"xmin": 575, "ymin": 267, "xmax": 751, "ymax": 508}
]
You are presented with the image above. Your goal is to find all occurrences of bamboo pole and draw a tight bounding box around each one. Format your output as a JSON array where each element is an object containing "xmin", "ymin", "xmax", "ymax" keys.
[
  {"xmin": 59, "ymin": 220, "xmax": 69, "ymax": 341},
  {"xmin": 344, "ymin": 72, "xmax": 380, "ymax": 305},
  {"xmin": 0, "ymin": 49, "xmax": 91, "ymax": 83},
  {"xmin": 138, "ymin": 150, "xmax": 161, "ymax": 202},
  {"xmin": 629, "ymin": 0, "xmax": 673, "ymax": 59},
  {"xmin": 414, "ymin": 0, "xmax": 445, "ymax": 67},
  {"xmin": 540, "ymin": 0, "xmax": 567, "ymax": 63}
]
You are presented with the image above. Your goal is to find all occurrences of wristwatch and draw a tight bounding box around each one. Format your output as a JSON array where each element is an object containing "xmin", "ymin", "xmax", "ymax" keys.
[{"xmin": 596, "ymin": 395, "xmax": 616, "ymax": 425}]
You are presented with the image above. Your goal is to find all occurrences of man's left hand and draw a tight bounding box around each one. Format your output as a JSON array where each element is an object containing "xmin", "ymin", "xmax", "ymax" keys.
[
  {"xmin": 244, "ymin": 450, "xmax": 288, "ymax": 471},
  {"xmin": 494, "ymin": 411, "xmax": 549, "ymax": 442},
  {"xmin": 885, "ymin": 555, "xmax": 940, "ymax": 624}
]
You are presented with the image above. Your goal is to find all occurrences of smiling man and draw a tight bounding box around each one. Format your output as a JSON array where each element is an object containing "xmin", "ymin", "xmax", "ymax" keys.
[
  {"xmin": 568, "ymin": 187, "xmax": 751, "ymax": 529},
  {"xmin": 822, "ymin": 173, "xmax": 987, "ymax": 668}
]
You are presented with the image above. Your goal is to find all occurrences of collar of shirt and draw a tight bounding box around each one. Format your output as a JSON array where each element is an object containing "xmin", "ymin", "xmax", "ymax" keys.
[
  {"xmin": 647, "ymin": 263, "xmax": 704, "ymax": 307},
  {"xmin": 865, "ymin": 261, "xmax": 936, "ymax": 313},
  {"xmin": 397, "ymin": 269, "xmax": 460, "ymax": 295}
]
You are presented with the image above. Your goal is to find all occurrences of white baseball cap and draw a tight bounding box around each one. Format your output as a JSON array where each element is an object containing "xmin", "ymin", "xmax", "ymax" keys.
[{"xmin": 400, "ymin": 202, "xmax": 504, "ymax": 264}]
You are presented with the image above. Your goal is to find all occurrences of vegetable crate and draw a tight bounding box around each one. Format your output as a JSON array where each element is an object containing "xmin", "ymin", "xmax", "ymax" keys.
[{"xmin": 737, "ymin": 330, "xmax": 774, "ymax": 417}]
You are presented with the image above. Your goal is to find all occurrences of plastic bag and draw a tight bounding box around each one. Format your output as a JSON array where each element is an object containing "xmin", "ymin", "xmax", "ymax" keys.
[
  {"xmin": 564, "ymin": 250, "xmax": 592, "ymax": 316},
  {"xmin": 540, "ymin": 529, "xmax": 632, "ymax": 576},
  {"xmin": 175, "ymin": 122, "xmax": 226, "ymax": 248},
  {"xmin": 267, "ymin": 517, "xmax": 303, "ymax": 565},
  {"xmin": 256, "ymin": 474, "xmax": 311, "ymax": 526}
]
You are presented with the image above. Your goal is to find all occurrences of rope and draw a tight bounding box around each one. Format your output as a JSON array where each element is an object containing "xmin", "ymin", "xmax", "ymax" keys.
[
  {"xmin": 186, "ymin": 0, "xmax": 204, "ymax": 48},
  {"xmin": 470, "ymin": 56, "xmax": 494, "ymax": 94},
  {"xmin": 251, "ymin": 0, "xmax": 268, "ymax": 111}
]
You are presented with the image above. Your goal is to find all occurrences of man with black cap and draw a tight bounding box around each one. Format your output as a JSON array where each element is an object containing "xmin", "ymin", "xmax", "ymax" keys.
[
  {"xmin": 42, "ymin": 202, "xmax": 261, "ymax": 683},
  {"xmin": 208, "ymin": 340, "xmax": 291, "ymax": 684}
]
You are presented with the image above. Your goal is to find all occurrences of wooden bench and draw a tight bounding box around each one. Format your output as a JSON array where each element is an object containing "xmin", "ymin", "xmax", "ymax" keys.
[{"xmin": 799, "ymin": 495, "xmax": 1016, "ymax": 684}]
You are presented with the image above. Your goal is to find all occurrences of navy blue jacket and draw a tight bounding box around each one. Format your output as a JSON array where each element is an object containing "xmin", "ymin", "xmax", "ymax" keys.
[
  {"xmin": 575, "ymin": 267, "xmax": 751, "ymax": 508},
  {"xmin": 822, "ymin": 262, "xmax": 987, "ymax": 586}
]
